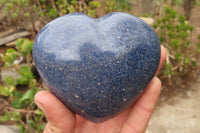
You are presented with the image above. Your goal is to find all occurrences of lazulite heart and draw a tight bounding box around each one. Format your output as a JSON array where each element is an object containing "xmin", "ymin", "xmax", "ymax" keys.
[{"xmin": 32, "ymin": 12, "xmax": 160, "ymax": 123}]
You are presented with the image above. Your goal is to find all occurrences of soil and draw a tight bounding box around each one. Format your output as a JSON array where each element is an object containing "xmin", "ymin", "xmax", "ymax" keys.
[{"xmin": 146, "ymin": 70, "xmax": 200, "ymax": 133}]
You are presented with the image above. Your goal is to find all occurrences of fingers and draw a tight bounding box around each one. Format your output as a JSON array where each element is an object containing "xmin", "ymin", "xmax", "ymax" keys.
[
  {"xmin": 121, "ymin": 77, "xmax": 162, "ymax": 133},
  {"xmin": 156, "ymin": 45, "xmax": 167, "ymax": 76},
  {"xmin": 34, "ymin": 90, "xmax": 76, "ymax": 133}
]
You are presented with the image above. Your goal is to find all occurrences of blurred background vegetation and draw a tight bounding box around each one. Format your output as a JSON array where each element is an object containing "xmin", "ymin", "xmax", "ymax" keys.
[{"xmin": 0, "ymin": 0, "xmax": 199, "ymax": 132}]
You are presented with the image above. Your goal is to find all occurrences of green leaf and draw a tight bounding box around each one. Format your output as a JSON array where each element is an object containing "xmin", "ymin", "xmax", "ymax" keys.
[
  {"xmin": 11, "ymin": 99, "xmax": 25, "ymax": 109},
  {"xmin": 47, "ymin": 8, "xmax": 59, "ymax": 19},
  {"xmin": 25, "ymin": 12, "xmax": 30, "ymax": 17},
  {"xmin": 178, "ymin": 14, "xmax": 186, "ymax": 23},
  {"xmin": 168, "ymin": 31, "xmax": 174, "ymax": 39},
  {"xmin": 170, "ymin": 39, "xmax": 182, "ymax": 49},
  {"xmin": 2, "ymin": 49, "xmax": 17, "ymax": 64},
  {"xmin": 179, "ymin": 23, "xmax": 187, "ymax": 31},
  {"xmin": 0, "ymin": 111, "xmax": 11, "ymax": 121},
  {"xmin": 157, "ymin": 19, "xmax": 161, "ymax": 24},
  {"xmin": 165, "ymin": 7, "xmax": 171, "ymax": 15},
  {"xmin": 4, "ymin": 76, "xmax": 15, "ymax": 86},
  {"xmin": 10, "ymin": 111, "xmax": 21, "ymax": 121},
  {"xmin": 153, "ymin": 24, "xmax": 157, "ymax": 29},
  {"xmin": 29, "ymin": 79, "xmax": 37, "ymax": 89},
  {"xmin": 16, "ymin": 38, "xmax": 24, "ymax": 49},
  {"xmin": 34, "ymin": 110, "xmax": 44, "ymax": 115},
  {"xmin": 21, "ymin": 90, "xmax": 32, "ymax": 100},
  {"xmin": 170, "ymin": 9, "xmax": 177, "ymax": 19},
  {"xmin": 186, "ymin": 41, "xmax": 190, "ymax": 47},
  {"xmin": 0, "ymin": 86, "xmax": 15, "ymax": 96},
  {"xmin": 67, "ymin": 5, "xmax": 75, "ymax": 13},
  {"xmin": 160, "ymin": 25, "xmax": 165, "ymax": 29},
  {"xmin": 163, "ymin": 70, "xmax": 169, "ymax": 75},
  {"xmin": 176, "ymin": 24, "xmax": 180, "ymax": 31},
  {"xmin": 171, "ymin": 71, "xmax": 175, "ymax": 75},
  {"xmin": 13, "ymin": 91, "xmax": 23, "ymax": 98},
  {"xmin": 179, "ymin": 31, "xmax": 188, "ymax": 39},
  {"xmin": 16, "ymin": 38, "xmax": 33, "ymax": 55},
  {"xmin": 161, "ymin": 18, "xmax": 166, "ymax": 23},
  {"xmin": 17, "ymin": 66, "xmax": 34, "ymax": 85},
  {"xmin": 21, "ymin": 88, "xmax": 38, "ymax": 102},
  {"xmin": 160, "ymin": 37, "xmax": 165, "ymax": 43},
  {"xmin": 89, "ymin": 1, "xmax": 101, "ymax": 8},
  {"xmin": 87, "ymin": 9, "xmax": 96, "ymax": 17},
  {"xmin": 167, "ymin": 24, "xmax": 174, "ymax": 30},
  {"xmin": 191, "ymin": 61, "xmax": 196, "ymax": 66},
  {"xmin": 175, "ymin": 52, "xmax": 183, "ymax": 61},
  {"xmin": 21, "ymin": 40, "xmax": 33, "ymax": 55},
  {"xmin": 165, "ymin": 63, "xmax": 173, "ymax": 70},
  {"xmin": 27, "ymin": 120, "xmax": 34, "ymax": 126},
  {"xmin": 184, "ymin": 57, "xmax": 190, "ymax": 64}
]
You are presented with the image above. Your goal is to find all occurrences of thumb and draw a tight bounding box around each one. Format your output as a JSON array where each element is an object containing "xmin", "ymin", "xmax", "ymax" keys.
[{"xmin": 34, "ymin": 90, "xmax": 76, "ymax": 133}]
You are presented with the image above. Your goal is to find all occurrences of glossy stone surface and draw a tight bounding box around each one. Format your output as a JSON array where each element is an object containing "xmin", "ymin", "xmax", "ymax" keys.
[{"xmin": 32, "ymin": 12, "xmax": 160, "ymax": 123}]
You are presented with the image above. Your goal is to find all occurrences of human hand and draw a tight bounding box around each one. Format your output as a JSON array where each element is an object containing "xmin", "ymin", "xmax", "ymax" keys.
[{"xmin": 34, "ymin": 46, "xmax": 167, "ymax": 133}]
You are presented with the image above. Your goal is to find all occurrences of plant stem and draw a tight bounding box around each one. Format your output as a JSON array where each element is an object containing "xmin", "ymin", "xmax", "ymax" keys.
[
  {"xmin": 34, "ymin": 0, "xmax": 42, "ymax": 12},
  {"xmin": 49, "ymin": 0, "xmax": 57, "ymax": 9},
  {"xmin": 6, "ymin": 107, "xmax": 35, "ymax": 113}
]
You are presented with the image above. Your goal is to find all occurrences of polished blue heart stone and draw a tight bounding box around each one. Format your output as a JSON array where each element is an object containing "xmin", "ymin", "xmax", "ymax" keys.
[{"xmin": 33, "ymin": 12, "xmax": 160, "ymax": 123}]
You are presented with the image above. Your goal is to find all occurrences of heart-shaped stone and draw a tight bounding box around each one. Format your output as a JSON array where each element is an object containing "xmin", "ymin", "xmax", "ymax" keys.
[{"xmin": 33, "ymin": 12, "xmax": 160, "ymax": 123}]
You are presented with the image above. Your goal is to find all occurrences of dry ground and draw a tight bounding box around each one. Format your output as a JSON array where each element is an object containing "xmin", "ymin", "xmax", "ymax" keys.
[{"xmin": 146, "ymin": 73, "xmax": 200, "ymax": 133}]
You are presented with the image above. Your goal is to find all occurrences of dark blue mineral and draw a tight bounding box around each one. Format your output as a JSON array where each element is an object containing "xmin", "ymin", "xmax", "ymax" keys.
[{"xmin": 32, "ymin": 12, "xmax": 160, "ymax": 123}]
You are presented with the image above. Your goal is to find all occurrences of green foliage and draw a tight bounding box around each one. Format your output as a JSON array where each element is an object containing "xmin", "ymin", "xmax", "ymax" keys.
[
  {"xmin": 0, "ymin": 0, "xmax": 39, "ymax": 29},
  {"xmin": 87, "ymin": 1, "xmax": 101, "ymax": 17},
  {"xmin": 16, "ymin": 38, "xmax": 33, "ymax": 55},
  {"xmin": 0, "ymin": 38, "xmax": 45, "ymax": 133},
  {"xmin": 104, "ymin": 0, "xmax": 131, "ymax": 13},
  {"xmin": 0, "ymin": 49, "xmax": 17, "ymax": 67},
  {"xmin": 0, "ymin": 111, "xmax": 21, "ymax": 122},
  {"xmin": 0, "ymin": 0, "xmax": 132, "ymax": 30},
  {"xmin": 154, "ymin": 7, "xmax": 199, "ymax": 79},
  {"xmin": 4, "ymin": 76, "xmax": 15, "ymax": 86},
  {"xmin": 89, "ymin": 1, "xmax": 101, "ymax": 8},
  {"xmin": 17, "ymin": 66, "xmax": 34, "ymax": 85},
  {"xmin": 163, "ymin": 63, "xmax": 175, "ymax": 76},
  {"xmin": 0, "ymin": 86, "xmax": 15, "ymax": 96}
]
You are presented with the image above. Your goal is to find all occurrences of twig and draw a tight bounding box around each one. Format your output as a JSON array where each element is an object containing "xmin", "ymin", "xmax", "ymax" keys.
[
  {"xmin": 19, "ymin": 119, "xmax": 31, "ymax": 132},
  {"xmin": 168, "ymin": 53, "xmax": 175, "ymax": 60},
  {"xmin": 171, "ymin": 63, "xmax": 183, "ymax": 71},
  {"xmin": 34, "ymin": 0, "xmax": 42, "ymax": 12},
  {"xmin": 49, "ymin": 0, "xmax": 57, "ymax": 9},
  {"xmin": 6, "ymin": 107, "xmax": 35, "ymax": 114},
  {"xmin": 79, "ymin": 1, "xmax": 82, "ymax": 12}
]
